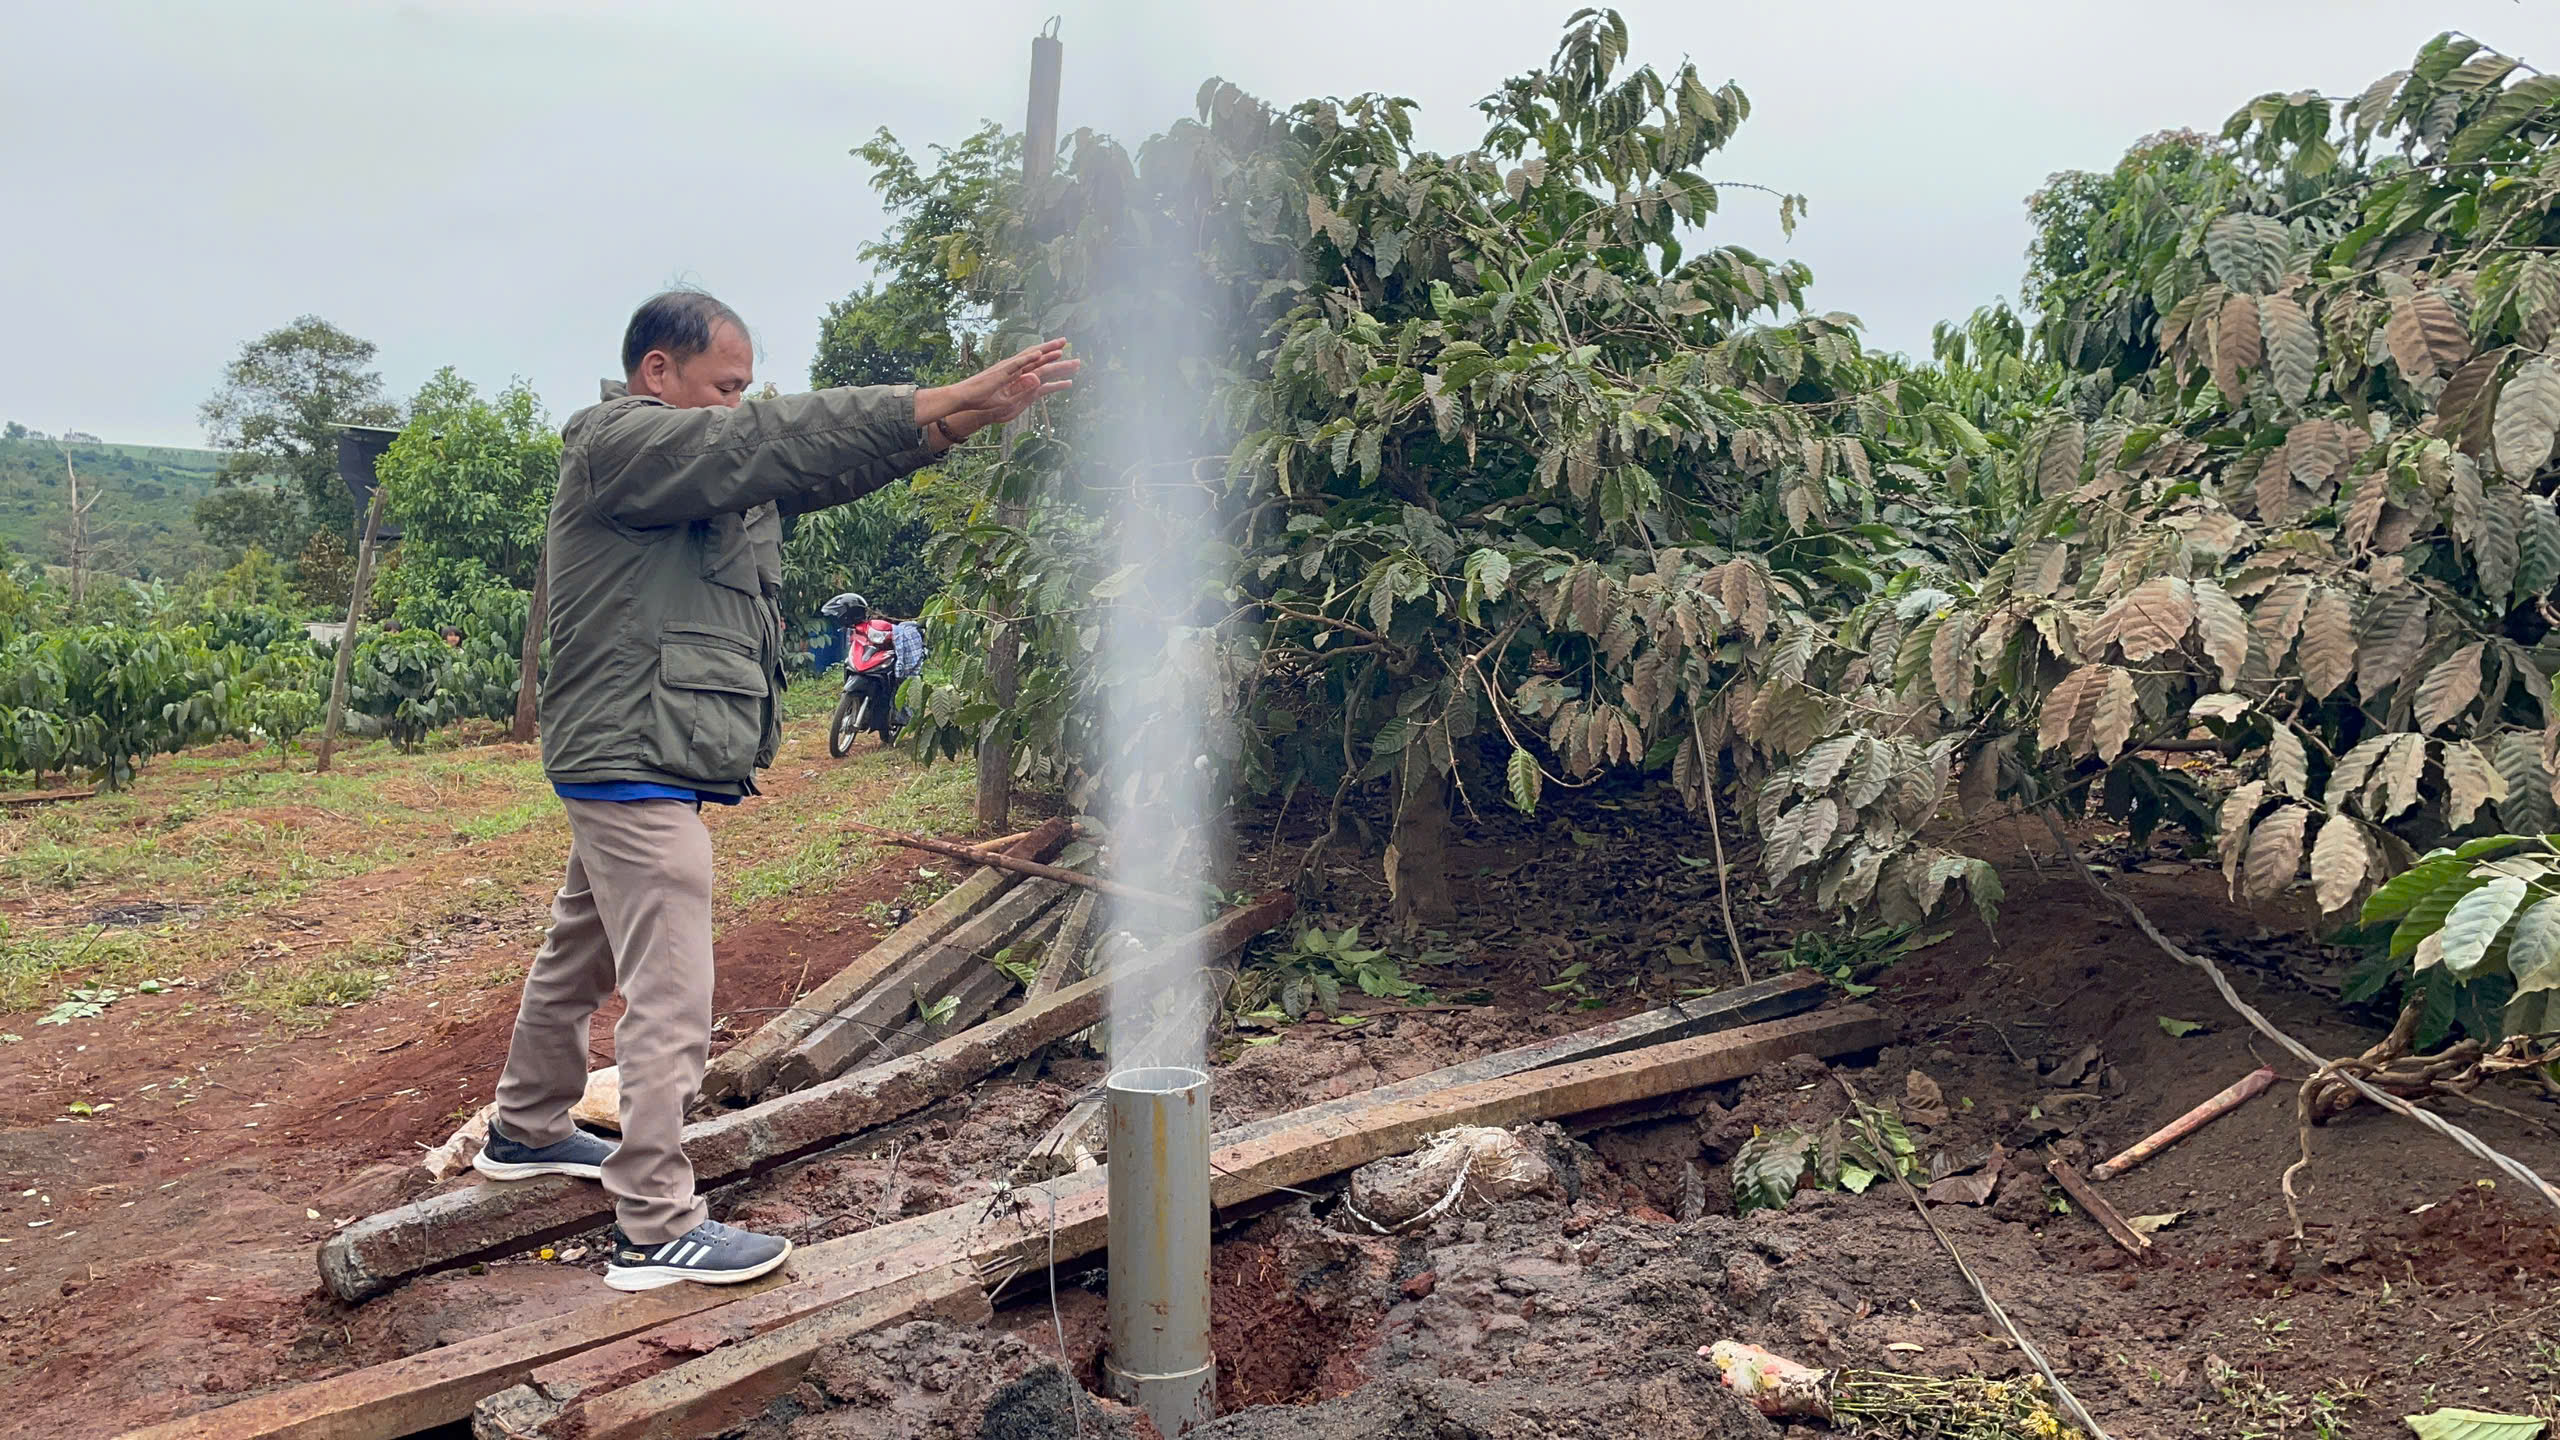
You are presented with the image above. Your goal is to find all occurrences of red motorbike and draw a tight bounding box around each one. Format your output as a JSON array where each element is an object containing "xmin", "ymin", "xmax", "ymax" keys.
[{"xmin": 828, "ymin": 617, "xmax": 901, "ymax": 757}]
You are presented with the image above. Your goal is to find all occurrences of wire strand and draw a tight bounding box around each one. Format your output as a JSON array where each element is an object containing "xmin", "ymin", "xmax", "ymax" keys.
[
  {"xmin": 1834, "ymin": 1073, "xmax": 2118, "ymax": 1440},
  {"xmin": 2037, "ymin": 809, "xmax": 2560, "ymax": 1217}
]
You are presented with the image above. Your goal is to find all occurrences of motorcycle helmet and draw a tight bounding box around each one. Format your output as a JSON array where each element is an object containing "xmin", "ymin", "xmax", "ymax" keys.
[{"xmin": 820, "ymin": 592, "xmax": 870, "ymax": 624}]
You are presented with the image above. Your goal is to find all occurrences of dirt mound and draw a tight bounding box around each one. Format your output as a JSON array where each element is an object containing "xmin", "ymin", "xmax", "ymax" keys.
[
  {"xmin": 753, "ymin": 1321, "xmax": 1151, "ymax": 1440},
  {"xmin": 1196, "ymin": 1371, "xmax": 1776, "ymax": 1439}
]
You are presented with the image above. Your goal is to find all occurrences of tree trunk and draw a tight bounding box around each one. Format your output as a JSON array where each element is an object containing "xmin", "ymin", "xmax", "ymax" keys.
[
  {"xmin": 974, "ymin": 621, "xmax": 1021, "ymax": 826},
  {"xmin": 315, "ymin": 484, "xmax": 390, "ymax": 774},
  {"xmin": 1389, "ymin": 768, "xmax": 1456, "ymax": 926},
  {"xmin": 509, "ymin": 547, "xmax": 549, "ymax": 744}
]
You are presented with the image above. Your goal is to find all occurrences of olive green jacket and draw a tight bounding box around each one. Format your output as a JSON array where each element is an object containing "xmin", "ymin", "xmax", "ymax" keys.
[{"xmin": 538, "ymin": 380, "xmax": 933, "ymax": 795}]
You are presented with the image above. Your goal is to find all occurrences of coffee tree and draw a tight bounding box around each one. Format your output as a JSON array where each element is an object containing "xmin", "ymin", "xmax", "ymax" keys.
[
  {"xmin": 903, "ymin": 10, "xmax": 2011, "ymax": 922},
  {"xmin": 885, "ymin": 19, "xmax": 2560, "ymax": 1073},
  {"xmin": 1801, "ymin": 36, "xmax": 2560, "ymax": 1050}
]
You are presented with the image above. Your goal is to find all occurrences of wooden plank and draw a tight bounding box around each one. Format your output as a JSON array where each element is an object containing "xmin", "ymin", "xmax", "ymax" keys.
[
  {"xmin": 1023, "ymin": 890, "xmax": 1097, "ymax": 1005},
  {"xmin": 870, "ymin": 903, "xmax": 1070, "ymax": 1071},
  {"xmin": 524, "ymin": 1006, "xmax": 1890, "ymax": 1439},
  {"xmin": 1032, "ymin": 968, "xmax": 1831, "ymax": 1169},
  {"xmin": 565, "ymin": 1267, "xmax": 989, "ymax": 1440},
  {"xmin": 1011, "ymin": 889, "xmax": 1097, "ymax": 1091},
  {"xmin": 768, "ymin": 879, "xmax": 1065, "ymax": 1093},
  {"xmin": 323, "ymin": 907, "xmax": 1194, "ymax": 1304},
  {"xmin": 967, "ymin": 1006, "xmax": 1889, "ymax": 1294},
  {"xmin": 0, "ymin": 785, "xmax": 95, "ymax": 808},
  {"xmin": 472, "ymin": 1265, "xmax": 986, "ymax": 1439},
  {"xmin": 698, "ymin": 818, "xmax": 1071, "ymax": 1105},
  {"xmin": 113, "ymin": 1272, "xmax": 798, "ymax": 1440},
  {"xmin": 179, "ymin": 992, "xmax": 1854, "ymax": 1440}
]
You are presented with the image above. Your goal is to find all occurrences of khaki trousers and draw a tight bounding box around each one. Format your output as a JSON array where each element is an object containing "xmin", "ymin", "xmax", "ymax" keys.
[{"xmin": 494, "ymin": 797, "xmax": 714, "ymax": 1244}]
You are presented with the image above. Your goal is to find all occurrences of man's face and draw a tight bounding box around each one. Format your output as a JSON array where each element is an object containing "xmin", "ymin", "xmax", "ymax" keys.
[{"xmin": 633, "ymin": 321, "xmax": 754, "ymax": 409}]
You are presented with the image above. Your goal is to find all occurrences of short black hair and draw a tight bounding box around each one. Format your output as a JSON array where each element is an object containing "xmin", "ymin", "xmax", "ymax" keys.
[{"xmin": 621, "ymin": 290, "xmax": 749, "ymax": 375}]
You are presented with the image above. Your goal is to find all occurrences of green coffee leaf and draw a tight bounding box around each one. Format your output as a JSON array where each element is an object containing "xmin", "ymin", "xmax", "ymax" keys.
[
  {"xmin": 1506, "ymin": 745, "xmax": 1541, "ymax": 814},
  {"xmin": 2402, "ymin": 1408, "xmax": 2547, "ymax": 1440},
  {"xmin": 2507, "ymin": 896, "xmax": 2560, "ymax": 993},
  {"xmin": 2438, "ymin": 876, "xmax": 2529, "ymax": 977}
]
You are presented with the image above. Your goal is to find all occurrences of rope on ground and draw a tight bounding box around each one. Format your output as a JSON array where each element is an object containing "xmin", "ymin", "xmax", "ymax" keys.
[
  {"xmin": 2035, "ymin": 809, "xmax": 2560, "ymax": 1220},
  {"xmin": 1833, "ymin": 1072, "xmax": 2117, "ymax": 1440},
  {"xmin": 1691, "ymin": 713, "xmax": 1754, "ymax": 984}
]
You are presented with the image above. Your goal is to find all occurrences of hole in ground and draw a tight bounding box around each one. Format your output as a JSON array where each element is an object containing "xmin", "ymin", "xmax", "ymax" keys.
[{"xmin": 994, "ymin": 1217, "xmax": 1382, "ymax": 1417}]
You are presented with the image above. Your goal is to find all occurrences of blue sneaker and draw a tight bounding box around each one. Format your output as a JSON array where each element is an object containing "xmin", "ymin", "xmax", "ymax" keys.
[
  {"xmin": 473, "ymin": 1122, "xmax": 616, "ymax": 1181},
  {"xmin": 604, "ymin": 1219, "xmax": 793, "ymax": 1291}
]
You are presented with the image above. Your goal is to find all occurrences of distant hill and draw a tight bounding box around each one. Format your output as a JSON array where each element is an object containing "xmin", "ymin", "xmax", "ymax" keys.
[{"xmin": 0, "ymin": 436, "xmax": 236, "ymax": 580}]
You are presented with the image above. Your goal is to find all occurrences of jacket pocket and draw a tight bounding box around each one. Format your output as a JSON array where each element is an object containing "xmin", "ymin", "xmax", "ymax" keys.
[
  {"xmin": 655, "ymin": 624, "xmax": 765, "ymax": 779},
  {"xmin": 698, "ymin": 513, "xmax": 762, "ymax": 596}
]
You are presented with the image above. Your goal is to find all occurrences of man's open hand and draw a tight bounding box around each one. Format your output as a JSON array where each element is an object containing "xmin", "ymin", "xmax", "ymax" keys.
[{"xmin": 916, "ymin": 339, "xmax": 1078, "ymax": 443}]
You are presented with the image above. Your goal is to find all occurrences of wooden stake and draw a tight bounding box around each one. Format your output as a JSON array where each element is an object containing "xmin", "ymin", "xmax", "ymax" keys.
[
  {"xmin": 57, "ymin": 442, "xmax": 95, "ymax": 613},
  {"xmin": 315, "ymin": 483, "xmax": 391, "ymax": 774},
  {"xmin": 2089, "ymin": 1065, "xmax": 2276, "ymax": 1180},
  {"xmin": 848, "ymin": 819, "xmax": 1193, "ymax": 912},
  {"xmin": 2044, "ymin": 1149, "xmax": 2152, "ymax": 1262},
  {"xmin": 974, "ymin": 21, "xmax": 1064, "ymax": 829}
]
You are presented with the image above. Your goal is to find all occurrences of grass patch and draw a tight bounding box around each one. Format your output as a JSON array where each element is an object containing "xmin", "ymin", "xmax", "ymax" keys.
[
  {"xmin": 0, "ymin": 918, "xmax": 154, "ymax": 1010},
  {"xmin": 225, "ymin": 946, "xmax": 396, "ymax": 1020},
  {"xmin": 725, "ymin": 753, "xmax": 976, "ymax": 907},
  {"xmin": 1, "ymin": 746, "xmax": 555, "ymax": 902},
  {"xmin": 455, "ymin": 794, "xmax": 561, "ymax": 843},
  {"xmin": 780, "ymin": 678, "xmax": 845, "ymax": 722},
  {"xmin": 0, "ymin": 742, "xmax": 560, "ymax": 983}
]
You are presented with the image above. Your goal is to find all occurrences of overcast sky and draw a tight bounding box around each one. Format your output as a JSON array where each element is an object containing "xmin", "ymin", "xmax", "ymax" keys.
[{"xmin": 4, "ymin": 1, "xmax": 2553, "ymax": 448}]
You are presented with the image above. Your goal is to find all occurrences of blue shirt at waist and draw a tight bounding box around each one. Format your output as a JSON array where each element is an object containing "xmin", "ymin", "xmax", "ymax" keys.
[{"xmin": 553, "ymin": 782, "xmax": 743, "ymax": 806}]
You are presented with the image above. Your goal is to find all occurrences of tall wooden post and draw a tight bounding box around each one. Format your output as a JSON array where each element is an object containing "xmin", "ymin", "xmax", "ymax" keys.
[
  {"xmin": 975, "ymin": 20, "xmax": 1063, "ymax": 828},
  {"xmin": 510, "ymin": 547, "xmax": 549, "ymax": 743},
  {"xmin": 315, "ymin": 483, "xmax": 390, "ymax": 774}
]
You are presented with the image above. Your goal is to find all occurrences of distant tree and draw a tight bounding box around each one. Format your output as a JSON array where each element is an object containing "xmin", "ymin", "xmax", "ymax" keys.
[
  {"xmin": 812, "ymin": 283, "xmax": 959, "ymax": 390},
  {"xmin": 191, "ymin": 548, "xmax": 302, "ymax": 616},
  {"xmin": 193, "ymin": 481, "xmax": 308, "ymax": 561},
  {"xmin": 372, "ymin": 369, "xmax": 559, "ymax": 627},
  {"xmin": 197, "ymin": 315, "xmax": 400, "ymax": 551},
  {"xmin": 2020, "ymin": 129, "xmax": 2243, "ymax": 375},
  {"xmin": 293, "ymin": 529, "xmax": 357, "ymax": 614},
  {"xmin": 2, "ymin": 422, "xmax": 25, "ymax": 441},
  {"xmin": 844, "ymin": 122, "xmax": 1018, "ymax": 367}
]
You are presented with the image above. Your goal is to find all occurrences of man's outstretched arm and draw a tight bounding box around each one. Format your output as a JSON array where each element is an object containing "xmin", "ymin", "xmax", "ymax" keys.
[{"xmin": 590, "ymin": 340, "xmax": 1078, "ymax": 527}]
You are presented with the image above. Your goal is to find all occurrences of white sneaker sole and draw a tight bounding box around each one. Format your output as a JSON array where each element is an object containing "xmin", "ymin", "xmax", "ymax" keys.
[
  {"xmin": 603, "ymin": 1241, "xmax": 792, "ymax": 1292},
  {"xmin": 471, "ymin": 1154, "xmax": 605, "ymax": 1181}
]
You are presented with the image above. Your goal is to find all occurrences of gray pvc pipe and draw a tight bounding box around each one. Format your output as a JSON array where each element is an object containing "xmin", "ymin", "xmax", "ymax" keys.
[{"xmin": 1103, "ymin": 1065, "xmax": 1217, "ymax": 1435}]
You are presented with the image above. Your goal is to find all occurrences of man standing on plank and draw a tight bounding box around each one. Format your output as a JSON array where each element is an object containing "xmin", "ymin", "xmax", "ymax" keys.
[{"xmin": 473, "ymin": 290, "xmax": 1073, "ymax": 1291}]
